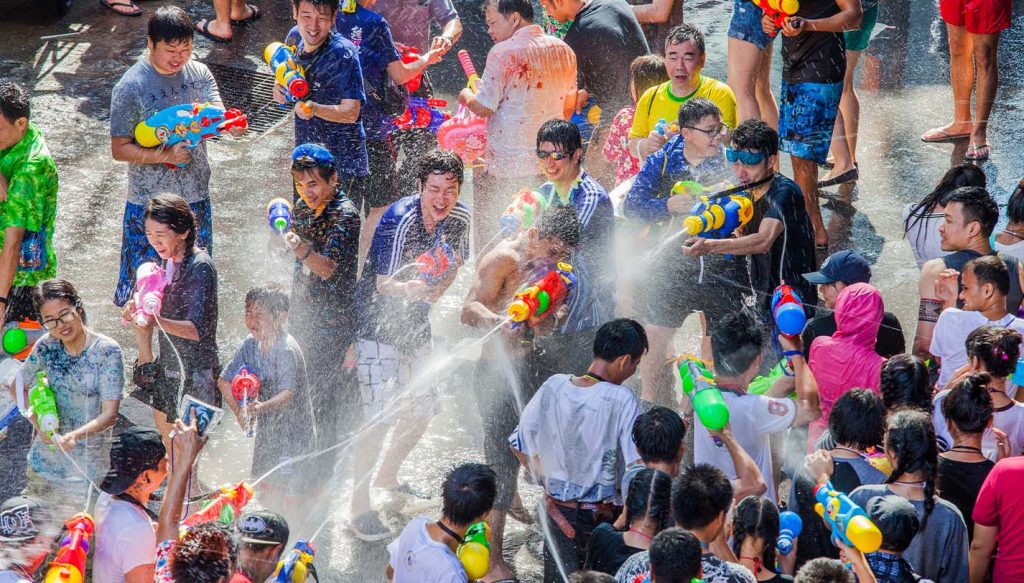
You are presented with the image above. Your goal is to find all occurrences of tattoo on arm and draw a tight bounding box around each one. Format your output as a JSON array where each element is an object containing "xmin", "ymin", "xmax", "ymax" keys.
[{"xmin": 919, "ymin": 299, "xmax": 942, "ymax": 323}]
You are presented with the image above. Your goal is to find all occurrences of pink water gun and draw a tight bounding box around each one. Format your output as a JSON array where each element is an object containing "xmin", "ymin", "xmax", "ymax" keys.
[
  {"xmin": 124, "ymin": 261, "xmax": 174, "ymax": 327},
  {"xmin": 437, "ymin": 50, "xmax": 487, "ymax": 163}
]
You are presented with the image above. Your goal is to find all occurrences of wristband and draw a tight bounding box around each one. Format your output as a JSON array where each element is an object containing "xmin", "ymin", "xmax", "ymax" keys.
[
  {"xmin": 782, "ymin": 350, "xmax": 802, "ymax": 358},
  {"xmin": 0, "ymin": 296, "xmax": 8, "ymax": 305}
]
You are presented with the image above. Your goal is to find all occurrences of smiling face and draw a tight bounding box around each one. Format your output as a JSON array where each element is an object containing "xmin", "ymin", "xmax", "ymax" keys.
[
  {"xmin": 144, "ymin": 218, "xmax": 189, "ymax": 260},
  {"xmin": 293, "ymin": 168, "xmax": 338, "ymax": 210},
  {"xmin": 730, "ymin": 149, "xmax": 774, "ymax": 186},
  {"xmin": 680, "ymin": 114, "xmax": 724, "ymax": 159},
  {"xmin": 940, "ymin": 202, "xmax": 976, "ymax": 251},
  {"xmin": 293, "ymin": 1, "xmax": 336, "ymax": 49},
  {"xmin": 40, "ymin": 298, "xmax": 84, "ymax": 344},
  {"xmin": 485, "ymin": 3, "xmax": 520, "ymax": 43},
  {"xmin": 665, "ymin": 39, "xmax": 705, "ymax": 89},
  {"xmin": 147, "ymin": 38, "xmax": 193, "ymax": 75},
  {"xmin": 537, "ymin": 141, "xmax": 581, "ymax": 183},
  {"xmin": 419, "ymin": 173, "xmax": 460, "ymax": 225}
]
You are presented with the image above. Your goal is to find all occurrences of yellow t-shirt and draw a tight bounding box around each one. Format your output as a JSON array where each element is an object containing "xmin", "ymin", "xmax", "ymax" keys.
[{"xmin": 628, "ymin": 77, "xmax": 738, "ymax": 139}]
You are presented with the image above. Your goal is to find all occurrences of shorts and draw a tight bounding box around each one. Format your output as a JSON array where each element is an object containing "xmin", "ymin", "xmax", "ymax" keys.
[
  {"xmin": 779, "ymin": 80, "xmax": 843, "ymax": 164},
  {"xmin": 133, "ymin": 366, "xmax": 217, "ymax": 420},
  {"xmin": 347, "ymin": 140, "xmax": 399, "ymax": 212},
  {"xmin": 729, "ymin": 0, "xmax": 773, "ymax": 51},
  {"xmin": 115, "ymin": 199, "xmax": 213, "ymax": 307},
  {"xmin": 844, "ymin": 4, "xmax": 879, "ymax": 52},
  {"xmin": 356, "ymin": 339, "xmax": 437, "ymax": 426},
  {"xmin": 940, "ymin": 0, "xmax": 1011, "ymax": 34}
]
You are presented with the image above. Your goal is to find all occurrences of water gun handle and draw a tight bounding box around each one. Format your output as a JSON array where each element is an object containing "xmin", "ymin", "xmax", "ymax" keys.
[{"xmin": 458, "ymin": 50, "xmax": 480, "ymax": 93}]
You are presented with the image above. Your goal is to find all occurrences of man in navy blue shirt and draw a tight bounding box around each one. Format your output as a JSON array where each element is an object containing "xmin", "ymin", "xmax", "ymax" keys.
[{"xmin": 349, "ymin": 150, "xmax": 471, "ymax": 541}]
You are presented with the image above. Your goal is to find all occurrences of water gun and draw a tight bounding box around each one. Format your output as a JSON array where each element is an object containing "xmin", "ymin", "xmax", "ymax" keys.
[
  {"xmin": 2, "ymin": 320, "xmax": 45, "ymax": 360},
  {"xmin": 752, "ymin": 0, "xmax": 800, "ymax": 37},
  {"xmin": 570, "ymin": 97, "xmax": 603, "ymax": 144},
  {"xmin": 44, "ymin": 513, "xmax": 95, "ymax": 583},
  {"xmin": 655, "ymin": 118, "xmax": 679, "ymax": 136},
  {"xmin": 0, "ymin": 403, "xmax": 18, "ymax": 439},
  {"xmin": 507, "ymin": 263, "xmax": 576, "ymax": 328},
  {"xmin": 181, "ymin": 481, "xmax": 254, "ymax": 527},
  {"xmin": 438, "ymin": 51, "xmax": 487, "ymax": 163},
  {"xmin": 683, "ymin": 194, "xmax": 754, "ymax": 239},
  {"xmin": 264, "ymin": 42, "xmax": 310, "ymax": 104},
  {"xmin": 499, "ymin": 189, "xmax": 549, "ymax": 235},
  {"xmin": 392, "ymin": 97, "xmax": 451, "ymax": 134},
  {"xmin": 748, "ymin": 359, "xmax": 793, "ymax": 396},
  {"xmin": 28, "ymin": 372, "xmax": 59, "ymax": 441},
  {"xmin": 676, "ymin": 355, "xmax": 729, "ymax": 431},
  {"xmin": 417, "ymin": 242, "xmax": 457, "ymax": 286},
  {"xmin": 124, "ymin": 261, "xmax": 174, "ymax": 327},
  {"xmin": 231, "ymin": 369, "xmax": 261, "ymax": 438},
  {"xmin": 813, "ymin": 482, "xmax": 883, "ymax": 553},
  {"xmin": 777, "ymin": 511, "xmax": 802, "ymax": 555},
  {"xmin": 134, "ymin": 102, "xmax": 248, "ymax": 168},
  {"xmin": 458, "ymin": 521, "xmax": 491, "ymax": 580},
  {"xmin": 458, "ymin": 50, "xmax": 480, "ymax": 93},
  {"xmin": 400, "ymin": 48, "xmax": 424, "ymax": 92},
  {"xmin": 771, "ymin": 284, "xmax": 806, "ymax": 338},
  {"xmin": 273, "ymin": 540, "xmax": 316, "ymax": 583},
  {"xmin": 267, "ymin": 198, "xmax": 293, "ymax": 235}
]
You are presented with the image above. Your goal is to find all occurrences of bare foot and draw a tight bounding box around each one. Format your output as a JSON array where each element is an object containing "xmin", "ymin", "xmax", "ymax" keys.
[
  {"xmin": 481, "ymin": 559, "xmax": 516, "ymax": 583},
  {"xmin": 231, "ymin": 3, "xmax": 258, "ymax": 20},
  {"xmin": 921, "ymin": 122, "xmax": 973, "ymax": 142}
]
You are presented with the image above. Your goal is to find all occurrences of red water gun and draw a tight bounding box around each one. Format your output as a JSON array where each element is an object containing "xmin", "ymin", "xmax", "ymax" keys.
[
  {"xmin": 400, "ymin": 47, "xmax": 425, "ymax": 92},
  {"xmin": 45, "ymin": 513, "xmax": 95, "ymax": 583},
  {"xmin": 507, "ymin": 263, "xmax": 576, "ymax": 328},
  {"xmin": 181, "ymin": 482, "xmax": 254, "ymax": 527},
  {"xmin": 393, "ymin": 97, "xmax": 451, "ymax": 133},
  {"xmin": 752, "ymin": 0, "xmax": 800, "ymax": 36},
  {"xmin": 231, "ymin": 369, "xmax": 261, "ymax": 438}
]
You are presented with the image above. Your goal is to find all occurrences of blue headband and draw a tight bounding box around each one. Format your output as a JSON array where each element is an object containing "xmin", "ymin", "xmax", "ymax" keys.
[{"xmin": 291, "ymin": 143, "xmax": 335, "ymax": 166}]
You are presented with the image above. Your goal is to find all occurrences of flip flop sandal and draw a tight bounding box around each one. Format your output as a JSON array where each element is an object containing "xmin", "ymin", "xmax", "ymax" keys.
[
  {"xmin": 194, "ymin": 19, "xmax": 231, "ymax": 43},
  {"xmin": 231, "ymin": 4, "xmax": 262, "ymax": 25},
  {"xmin": 965, "ymin": 144, "xmax": 990, "ymax": 162},
  {"xmin": 100, "ymin": 0, "xmax": 141, "ymax": 16},
  {"xmin": 507, "ymin": 506, "xmax": 534, "ymax": 525},
  {"xmin": 921, "ymin": 127, "xmax": 971, "ymax": 143},
  {"xmin": 817, "ymin": 166, "xmax": 859, "ymax": 189}
]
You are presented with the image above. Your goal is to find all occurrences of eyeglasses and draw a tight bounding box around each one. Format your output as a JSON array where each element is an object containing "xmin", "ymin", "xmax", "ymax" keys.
[
  {"xmin": 42, "ymin": 310, "xmax": 77, "ymax": 330},
  {"xmin": 536, "ymin": 149, "xmax": 571, "ymax": 161},
  {"xmin": 684, "ymin": 124, "xmax": 726, "ymax": 136},
  {"xmin": 725, "ymin": 148, "xmax": 767, "ymax": 165}
]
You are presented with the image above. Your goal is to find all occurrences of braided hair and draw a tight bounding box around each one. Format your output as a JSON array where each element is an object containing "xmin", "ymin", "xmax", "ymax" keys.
[
  {"xmin": 884, "ymin": 409, "xmax": 938, "ymax": 530},
  {"xmin": 731, "ymin": 496, "xmax": 780, "ymax": 575},
  {"xmin": 624, "ymin": 468, "xmax": 673, "ymax": 533},
  {"xmin": 965, "ymin": 325, "xmax": 1023, "ymax": 379}
]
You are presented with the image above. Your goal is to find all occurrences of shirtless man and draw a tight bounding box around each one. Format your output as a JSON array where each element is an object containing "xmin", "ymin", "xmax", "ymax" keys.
[{"xmin": 461, "ymin": 206, "xmax": 580, "ymax": 582}]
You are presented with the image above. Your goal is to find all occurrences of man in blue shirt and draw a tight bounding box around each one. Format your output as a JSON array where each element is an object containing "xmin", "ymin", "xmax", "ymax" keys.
[{"xmin": 349, "ymin": 150, "xmax": 471, "ymax": 541}]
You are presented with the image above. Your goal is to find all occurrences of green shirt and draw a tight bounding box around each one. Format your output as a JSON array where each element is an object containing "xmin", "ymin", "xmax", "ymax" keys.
[{"xmin": 0, "ymin": 122, "xmax": 58, "ymax": 287}]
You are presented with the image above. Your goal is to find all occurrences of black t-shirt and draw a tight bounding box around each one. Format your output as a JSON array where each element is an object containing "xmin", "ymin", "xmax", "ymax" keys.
[
  {"xmin": 158, "ymin": 250, "xmax": 218, "ymax": 372},
  {"xmin": 781, "ymin": 0, "xmax": 845, "ymax": 84},
  {"xmin": 564, "ymin": 0, "xmax": 650, "ymax": 113},
  {"xmin": 748, "ymin": 174, "xmax": 818, "ymax": 310},
  {"xmin": 803, "ymin": 310, "xmax": 906, "ymax": 358},
  {"xmin": 762, "ymin": 573, "xmax": 795, "ymax": 583},
  {"xmin": 585, "ymin": 523, "xmax": 646, "ymax": 576},
  {"xmin": 937, "ymin": 456, "xmax": 994, "ymax": 542}
]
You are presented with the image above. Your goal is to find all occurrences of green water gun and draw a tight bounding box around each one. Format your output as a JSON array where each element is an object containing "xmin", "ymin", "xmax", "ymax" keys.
[
  {"xmin": 28, "ymin": 372, "xmax": 59, "ymax": 439},
  {"xmin": 458, "ymin": 521, "xmax": 490, "ymax": 580},
  {"xmin": 676, "ymin": 355, "xmax": 729, "ymax": 431},
  {"xmin": 748, "ymin": 359, "xmax": 794, "ymax": 396}
]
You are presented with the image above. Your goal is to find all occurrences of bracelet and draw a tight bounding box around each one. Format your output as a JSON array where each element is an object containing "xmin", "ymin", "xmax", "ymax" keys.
[
  {"xmin": 0, "ymin": 296, "xmax": 9, "ymax": 305},
  {"xmin": 299, "ymin": 247, "xmax": 313, "ymax": 261},
  {"xmin": 782, "ymin": 349, "xmax": 803, "ymax": 359}
]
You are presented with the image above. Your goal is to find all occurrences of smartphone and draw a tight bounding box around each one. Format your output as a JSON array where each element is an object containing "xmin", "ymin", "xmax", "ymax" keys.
[{"xmin": 178, "ymin": 395, "xmax": 225, "ymax": 437}]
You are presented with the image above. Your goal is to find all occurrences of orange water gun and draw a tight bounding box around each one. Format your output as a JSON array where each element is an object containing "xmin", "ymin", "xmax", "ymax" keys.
[
  {"xmin": 45, "ymin": 513, "xmax": 95, "ymax": 583},
  {"xmin": 181, "ymin": 481, "xmax": 254, "ymax": 527}
]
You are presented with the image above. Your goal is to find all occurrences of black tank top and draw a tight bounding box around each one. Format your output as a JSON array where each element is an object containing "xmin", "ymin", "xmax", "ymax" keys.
[{"xmin": 942, "ymin": 250, "xmax": 1023, "ymax": 314}]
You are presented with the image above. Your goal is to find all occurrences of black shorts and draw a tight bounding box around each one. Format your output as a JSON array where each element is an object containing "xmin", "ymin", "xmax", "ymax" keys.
[{"xmin": 347, "ymin": 140, "xmax": 398, "ymax": 211}]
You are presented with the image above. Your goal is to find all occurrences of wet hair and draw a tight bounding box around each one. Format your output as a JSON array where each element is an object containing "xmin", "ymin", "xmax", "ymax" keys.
[
  {"xmin": 1008, "ymin": 179, "xmax": 1024, "ymax": 224},
  {"xmin": 884, "ymin": 409, "xmax": 938, "ymax": 530},
  {"xmin": 624, "ymin": 469, "xmax": 673, "ymax": 532},
  {"xmin": 245, "ymin": 283, "xmax": 290, "ymax": 318},
  {"xmin": 36, "ymin": 279, "xmax": 86, "ymax": 325},
  {"xmin": 649, "ymin": 528, "xmax": 703, "ymax": 583},
  {"xmin": 593, "ymin": 318, "xmax": 649, "ymax": 361},
  {"xmin": 291, "ymin": 0, "xmax": 338, "ymax": 14},
  {"xmin": 730, "ymin": 119, "xmax": 779, "ymax": 158},
  {"xmin": 943, "ymin": 186, "xmax": 999, "ymax": 237},
  {"xmin": 537, "ymin": 118, "xmax": 583, "ymax": 157},
  {"xmin": 632, "ymin": 406, "xmax": 686, "ymax": 465},
  {"xmin": 671, "ymin": 464, "xmax": 732, "ymax": 530},
  {"xmin": 536, "ymin": 206, "xmax": 581, "ymax": 249},
  {"xmin": 665, "ymin": 23, "xmax": 705, "ymax": 55},
  {"xmin": 965, "ymin": 325, "xmax": 1022, "ymax": 379},
  {"xmin": 629, "ymin": 54, "xmax": 669, "ymax": 99},
  {"xmin": 417, "ymin": 149, "xmax": 465, "ymax": 187},
  {"xmin": 484, "ymin": 0, "xmax": 534, "ymax": 21},
  {"xmin": 0, "ymin": 81, "xmax": 29, "ymax": 124},
  {"xmin": 711, "ymin": 311, "xmax": 764, "ymax": 377},
  {"xmin": 144, "ymin": 193, "xmax": 198, "ymax": 252},
  {"xmin": 965, "ymin": 255, "xmax": 1010, "ymax": 297},
  {"xmin": 731, "ymin": 496, "xmax": 780, "ymax": 576},
  {"xmin": 678, "ymin": 98, "xmax": 722, "ymax": 131},
  {"xmin": 147, "ymin": 6, "xmax": 194, "ymax": 45},
  {"xmin": 291, "ymin": 151, "xmax": 337, "ymax": 183},
  {"xmin": 795, "ymin": 558, "xmax": 854, "ymax": 583},
  {"xmin": 879, "ymin": 355, "xmax": 933, "ymax": 412},
  {"xmin": 942, "ymin": 372, "xmax": 994, "ymax": 435},
  {"xmin": 904, "ymin": 164, "xmax": 986, "ymax": 239},
  {"xmin": 829, "ymin": 389, "xmax": 886, "ymax": 450},
  {"xmin": 170, "ymin": 522, "xmax": 237, "ymax": 583},
  {"xmin": 569, "ymin": 572, "xmax": 615, "ymax": 583},
  {"xmin": 441, "ymin": 463, "xmax": 497, "ymax": 527}
]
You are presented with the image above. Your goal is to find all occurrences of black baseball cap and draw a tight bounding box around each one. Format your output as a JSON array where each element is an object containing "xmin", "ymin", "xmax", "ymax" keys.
[
  {"xmin": 867, "ymin": 495, "xmax": 920, "ymax": 553},
  {"xmin": 99, "ymin": 427, "xmax": 167, "ymax": 495},
  {"xmin": 803, "ymin": 249, "xmax": 872, "ymax": 285},
  {"xmin": 237, "ymin": 510, "xmax": 290, "ymax": 545},
  {"xmin": 0, "ymin": 495, "xmax": 53, "ymax": 543}
]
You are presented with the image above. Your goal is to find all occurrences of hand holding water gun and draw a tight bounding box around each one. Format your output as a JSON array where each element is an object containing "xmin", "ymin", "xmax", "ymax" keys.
[
  {"xmin": 231, "ymin": 369, "xmax": 261, "ymax": 438},
  {"xmin": 777, "ymin": 511, "xmax": 802, "ymax": 555},
  {"xmin": 265, "ymin": 42, "xmax": 310, "ymax": 104},
  {"xmin": 570, "ymin": 97, "xmax": 602, "ymax": 144},
  {"xmin": 392, "ymin": 97, "xmax": 451, "ymax": 134},
  {"xmin": 754, "ymin": 0, "xmax": 801, "ymax": 37},
  {"xmin": 655, "ymin": 118, "xmax": 679, "ymax": 136},
  {"xmin": 417, "ymin": 242, "xmax": 457, "ymax": 287},
  {"xmin": 507, "ymin": 263, "xmax": 576, "ymax": 329},
  {"xmin": 124, "ymin": 261, "xmax": 174, "ymax": 328},
  {"xmin": 273, "ymin": 540, "xmax": 317, "ymax": 583},
  {"xmin": 44, "ymin": 513, "xmax": 94, "ymax": 583},
  {"xmin": 267, "ymin": 198, "xmax": 293, "ymax": 235},
  {"xmin": 748, "ymin": 359, "xmax": 794, "ymax": 396},
  {"xmin": 813, "ymin": 482, "xmax": 883, "ymax": 553},
  {"xmin": 682, "ymin": 194, "xmax": 754, "ymax": 239},
  {"xmin": 181, "ymin": 481, "xmax": 254, "ymax": 527},
  {"xmin": 458, "ymin": 521, "xmax": 491, "ymax": 580},
  {"xmin": 2, "ymin": 320, "xmax": 44, "ymax": 360},
  {"xmin": 134, "ymin": 102, "xmax": 248, "ymax": 168},
  {"xmin": 439, "ymin": 51, "xmax": 487, "ymax": 163},
  {"xmin": 499, "ymin": 189, "xmax": 549, "ymax": 235},
  {"xmin": 28, "ymin": 372, "xmax": 59, "ymax": 442},
  {"xmin": 458, "ymin": 50, "xmax": 480, "ymax": 93},
  {"xmin": 772, "ymin": 284, "xmax": 807, "ymax": 338},
  {"xmin": 675, "ymin": 355, "xmax": 729, "ymax": 431}
]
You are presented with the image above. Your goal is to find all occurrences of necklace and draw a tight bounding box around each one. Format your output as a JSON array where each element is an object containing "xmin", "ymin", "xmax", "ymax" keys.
[
  {"xmin": 627, "ymin": 528, "xmax": 654, "ymax": 542},
  {"xmin": 582, "ymin": 371, "xmax": 608, "ymax": 384},
  {"xmin": 892, "ymin": 480, "xmax": 926, "ymax": 488},
  {"xmin": 435, "ymin": 521, "xmax": 464, "ymax": 545},
  {"xmin": 949, "ymin": 445, "xmax": 984, "ymax": 454},
  {"xmin": 1003, "ymin": 227, "xmax": 1024, "ymax": 240}
]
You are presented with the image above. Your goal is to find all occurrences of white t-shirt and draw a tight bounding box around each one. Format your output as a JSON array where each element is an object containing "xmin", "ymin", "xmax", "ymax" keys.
[
  {"xmin": 387, "ymin": 516, "xmax": 467, "ymax": 583},
  {"xmin": 93, "ymin": 493, "xmax": 157, "ymax": 583},
  {"xmin": 996, "ymin": 238, "xmax": 1024, "ymax": 264},
  {"xmin": 902, "ymin": 204, "xmax": 949, "ymax": 269},
  {"xmin": 693, "ymin": 390, "xmax": 796, "ymax": 502},
  {"xmin": 933, "ymin": 389, "xmax": 1024, "ymax": 459},
  {"xmin": 929, "ymin": 309, "xmax": 1024, "ymax": 389},
  {"xmin": 509, "ymin": 374, "xmax": 642, "ymax": 503}
]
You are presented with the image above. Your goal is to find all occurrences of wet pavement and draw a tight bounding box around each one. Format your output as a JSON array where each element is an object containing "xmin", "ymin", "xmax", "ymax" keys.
[{"xmin": 3, "ymin": 0, "xmax": 1024, "ymax": 580}]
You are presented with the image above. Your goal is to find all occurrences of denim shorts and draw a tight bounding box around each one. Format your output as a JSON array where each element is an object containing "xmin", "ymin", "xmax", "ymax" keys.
[
  {"xmin": 779, "ymin": 80, "xmax": 843, "ymax": 164},
  {"xmin": 729, "ymin": 1, "xmax": 773, "ymax": 51}
]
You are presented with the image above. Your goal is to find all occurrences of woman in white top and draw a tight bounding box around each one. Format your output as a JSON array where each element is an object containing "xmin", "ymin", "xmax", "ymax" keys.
[
  {"xmin": 994, "ymin": 179, "xmax": 1024, "ymax": 262},
  {"xmin": 903, "ymin": 164, "xmax": 986, "ymax": 268}
]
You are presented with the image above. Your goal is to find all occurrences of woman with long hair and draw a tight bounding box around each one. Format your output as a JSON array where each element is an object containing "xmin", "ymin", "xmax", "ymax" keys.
[{"xmin": 901, "ymin": 164, "xmax": 986, "ymax": 268}]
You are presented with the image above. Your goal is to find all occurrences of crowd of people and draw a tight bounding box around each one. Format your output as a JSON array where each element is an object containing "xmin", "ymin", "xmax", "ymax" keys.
[{"xmin": 0, "ymin": 0, "xmax": 1021, "ymax": 581}]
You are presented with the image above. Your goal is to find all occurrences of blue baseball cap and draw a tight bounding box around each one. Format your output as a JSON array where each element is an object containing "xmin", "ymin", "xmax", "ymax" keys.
[
  {"xmin": 802, "ymin": 249, "xmax": 872, "ymax": 285},
  {"xmin": 291, "ymin": 143, "xmax": 334, "ymax": 166}
]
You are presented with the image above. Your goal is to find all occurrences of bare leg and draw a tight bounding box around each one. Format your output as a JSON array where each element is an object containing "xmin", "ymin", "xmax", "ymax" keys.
[
  {"xmin": 971, "ymin": 32, "xmax": 1001, "ymax": 147},
  {"xmin": 371, "ymin": 415, "xmax": 430, "ymax": 489},
  {"xmin": 926, "ymin": 24, "xmax": 974, "ymax": 137},
  {"xmin": 480, "ymin": 510, "xmax": 516, "ymax": 582},
  {"xmin": 791, "ymin": 156, "xmax": 826, "ymax": 247},
  {"xmin": 639, "ymin": 324, "xmax": 675, "ymax": 403},
  {"xmin": 350, "ymin": 424, "xmax": 389, "ymax": 514},
  {"xmin": 822, "ymin": 52, "xmax": 860, "ymax": 182},
  {"xmin": 754, "ymin": 45, "xmax": 779, "ymax": 129},
  {"xmin": 728, "ymin": 37, "xmax": 768, "ymax": 122},
  {"xmin": 199, "ymin": 0, "xmax": 237, "ymax": 40}
]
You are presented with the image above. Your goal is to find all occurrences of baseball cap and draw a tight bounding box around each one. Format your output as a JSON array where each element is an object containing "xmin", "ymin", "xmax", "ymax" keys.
[
  {"xmin": 99, "ymin": 427, "xmax": 167, "ymax": 495},
  {"xmin": 0, "ymin": 496, "xmax": 53, "ymax": 543},
  {"xmin": 803, "ymin": 249, "xmax": 872, "ymax": 285},
  {"xmin": 237, "ymin": 510, "xmax": 290, "ymax": 546},
  {"xmin": 291, "ymin": 143, "xmax": 335, "ymax": 166},
  {"xmin": 866, "ymin": 495, "xmax": 920, "ymax": 553}
]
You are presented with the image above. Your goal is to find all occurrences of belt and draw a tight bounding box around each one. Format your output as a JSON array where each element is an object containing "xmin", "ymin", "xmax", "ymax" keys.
[
  {"xmin": 544, "ymin": 493, "xmax": 620, "ymax": 539},
  {"xmin": 548, "ymin": 497, "xmax": 618, "ymax": 513}
]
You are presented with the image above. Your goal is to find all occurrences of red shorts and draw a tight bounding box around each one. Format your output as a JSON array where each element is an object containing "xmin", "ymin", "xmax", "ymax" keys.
[{"xmin": 940, "ymin": 0, "xmax": 1011, "ymax": 34}]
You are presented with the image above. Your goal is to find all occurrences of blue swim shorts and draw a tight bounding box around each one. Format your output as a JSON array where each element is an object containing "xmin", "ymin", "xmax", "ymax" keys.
[
  {"xmin": 729, "ymin": 1, "xmax": 773, "ymax": 51},
  {"xmin": 779, "ymin": 80, "xmax": 843, "ymax": 164}
]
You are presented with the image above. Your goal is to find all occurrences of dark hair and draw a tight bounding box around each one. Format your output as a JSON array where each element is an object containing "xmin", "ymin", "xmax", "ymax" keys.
[
  {"xmin": 536, "ymin": 206, "xmax": 581, "ymax": 249},
  {"xmin": 0, "ymin": 81, "xmax": 30, "ymax": 124},
  {"xmin": 291, "ymin": 0, "xmax": 339, "ymax": 14},
  {"xmin": 966, "ymin": 255, "xmax": 1010, "ymax": 297},
  {"xmin": 678, "ymin": 98, "xmax": 721, "ymax": 131},
  {"xmin": 965, "ymin": 325, "xmax": 1023, "ymax": 378},
  {"xmin": 731, "ymin": 496, "xmax": 780, "ymax": 576},
  {"xmin": 417, "ymin": 149, "xmax": 465, "ymax": 187},
  {"xmin": 664, "ymin": 23, "xmax": 705, "ymax": 55},
  {"xmin": 144, "ymin": 193, "xmax": 198, "ymax": 252},
  {"xmin": 943, "ymin": 186, "xmax": 999, "ymax": 237},
  {"xmin": 795, "ymin": 558, "xmax": 854, "ymax": 583},
  {"xmin": 170, "ymin": 522, "xmax": 237, "ymax": 583},
  {"xmin": 711, "ymin": 311, "xmax": 764, "ymax": 377},
  {"xmin": 36, "ymin": 279, "xmax": 86, "ymax": 325},
  {"xmin": 629, "ymin": 54, "xmax": 669, "ymax": 99},
  {"xmin": 869, "ymin": 496, "xmax": 920, "ymax": 553},
  {"xmin": 942, "ymin": 372, "xmax": 994, "ymax": 435},
  {"xmin": 829, "ymin": 389, "xmax": 886, "ymax": 450},
  {"xmin": 730, "ymin": 119, "xmax": 779, "ymax": 158},
  {"xmin": 625, "ymin": 469, "xmax": 673, "ymax": 532},
  {"xmin": 441, "ymin": 463, "xmax": 497, "ymax": 527},
  {"xmin": 593, "ymin": 318, "xmax": 648, "ymax": 361},
  {"xmin": 671, "ymin": 464, "xmax": 732, "ymax": 530},
  {"xmin": 291, "ymin": 153, "xmax": 337, "ymax": 183},
  {"xmin": 537, "ymin": 118, "xmax": 583, "ymax": 158},
  {"xmin": 649, "ymin": 528, "xmax": 703, "ymax": 583},
  {"xmin": 633, "ymin": 406, "xmax": 686, "ymax": 465},
  {"xmin": 884, "ymin": 409, "xmax": 938, "ymax": 530},
  {"xmin": 569, "ymin": 572, "xmax": 615, "ymax": 583},
  {"xmin": 1008, "ymin": 179, "xmax": 1024, "ymax": 224},
  {"xmin": 245, "ymin": 283, "xmax": 290, "ymax": 318},
  {"xmin": 485, "ymin": 0, "xmax": 534, "ymax": 21},
  {"xmin": 880, "ymin": 355, "xmax": 933, "ymax": 412},
  {"xmin": 904, "ymin": 165, "xmax": 986, "ymax": 238},
  {"xmin": 148, "ymin": 6, "xmax": 194, "ymax": 45}
]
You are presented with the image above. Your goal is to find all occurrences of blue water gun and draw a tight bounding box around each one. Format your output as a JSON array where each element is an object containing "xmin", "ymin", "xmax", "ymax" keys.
[
  {"xmin": 771, "ymin": 284, "xmax": 807, "ymax": 338},
  {"xmin": 570, "ymin": 97, "xmax": 602, "ymax": 143},
  {"xmin": 417, "ymin": 243, "xmax": 457, "ymax": 286},
  {"xmin": 0, "ymin": 404, "xmax": 18, "ymax": 439},
  {"xmin": 682, "ymin": 194, "xmax": 754, "ymax": 240},
  {"xmin": 134, "ymin": 102, "xmax": 248, "ymax": 168},
  {"xmin": 813, "ymin": 482, "xmax": 883, "ymax": 553},
  {"xmin": 266, "ymin": 198, "xmax": 293, "ymax": 235},
  {"xmin": 392, "ymin": 97, "xmax": 451, "ymax": 134},
  {"xmin": 777, "ymin": 510, "xmax": 802, "ymax": 555},
  {"xmin": 264, "ymin": 42, "xmax": 309, "ymax": 105},
  {"xmin": 272, "ymin": 540, "xmax": 316, "ymax": 582}
]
